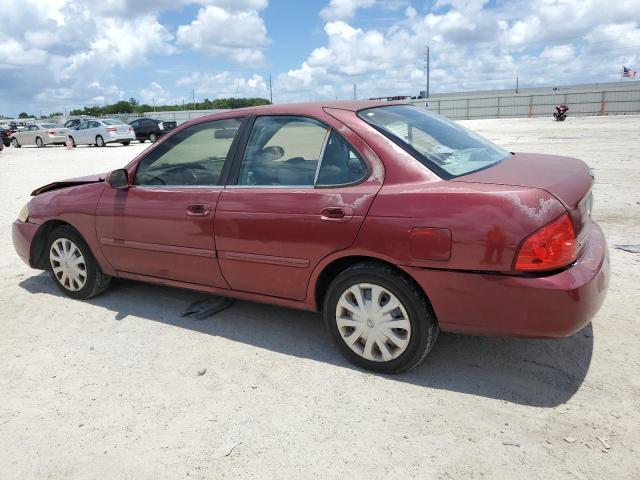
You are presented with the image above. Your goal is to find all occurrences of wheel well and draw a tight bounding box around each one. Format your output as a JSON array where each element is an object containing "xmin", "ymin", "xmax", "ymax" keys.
[
  {"xmin": 30, "ymin": 220, "xmax": 75, "ymax": 269},
  {"xmin": 314, "ymin": 256, "xmax": 433, "ymax": 313}
]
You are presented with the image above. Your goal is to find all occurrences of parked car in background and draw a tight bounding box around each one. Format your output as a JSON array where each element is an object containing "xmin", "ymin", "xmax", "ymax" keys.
[
  {"xmin": 10, "ymin": 124, "xmax": 69, "ymax": 148},
  {"xmin": 0, "ymin": 126, "xmax": 14, "ymax": 147},
  {"xmin": 67, "ymin": 119, "xmax": 135, "ymax": 147},
  {"xmin": 11, "ymin": 101, "xmax": 609, "ymax": 374},
  {"xmin": 129, "ymin": 118, "xmax": 177, "ymax": 143}
]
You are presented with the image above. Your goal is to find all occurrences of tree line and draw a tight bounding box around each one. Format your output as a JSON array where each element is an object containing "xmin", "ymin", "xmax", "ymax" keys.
[
  {"xmin": 69, "ymin": 97, "xmax": 271, "ymax": 117},
  {"xmin": 5, "ymin": 97, "xmax": 271, "ymax": 120}
]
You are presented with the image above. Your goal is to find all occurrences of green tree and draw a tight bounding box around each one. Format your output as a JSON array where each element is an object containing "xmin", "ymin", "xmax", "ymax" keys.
[{"xmin": 18, "ymin": 112, "xmax": 31, "ymax": 119}]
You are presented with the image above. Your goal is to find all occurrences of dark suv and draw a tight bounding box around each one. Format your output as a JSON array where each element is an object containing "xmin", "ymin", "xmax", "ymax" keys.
[
  {"xmin": 129, "ymin": 118, "xmax": 177, "ymax": 143},
  {"xmin": 0, "ymin": 126, "xmax": 13, "ymax": 147}
]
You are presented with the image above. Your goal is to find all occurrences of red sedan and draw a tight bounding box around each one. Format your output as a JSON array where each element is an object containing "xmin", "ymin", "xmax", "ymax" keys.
[{"xmin": 12, "ymin": 101, "xmax": 609, "ymax": 373}]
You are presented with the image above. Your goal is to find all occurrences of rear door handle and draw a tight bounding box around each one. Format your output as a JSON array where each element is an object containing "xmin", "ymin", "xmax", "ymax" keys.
[
  {"xmin": 320, "ymin": 207, "xmax": 353, "ymax": 222},
  {"xmin": 187, "ymin": 204, "xmax": 210, "ymax": 216}
]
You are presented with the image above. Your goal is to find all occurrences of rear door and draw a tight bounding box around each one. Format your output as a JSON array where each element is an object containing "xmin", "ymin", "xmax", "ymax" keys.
[
  {"xmin": 215, "ymin": 114, "xmax": 382, "ymax": 300},
  {"xmin": 95, "ymin": 117, "xmax": 245, "ymax": 287}
]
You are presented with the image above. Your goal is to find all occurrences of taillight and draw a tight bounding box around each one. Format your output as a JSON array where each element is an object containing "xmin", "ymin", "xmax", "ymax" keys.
[
  {"xmin": 515, "ymin": 213, "xmax": 577, "ymax": 272},
  {"xmin": 47, "ymin": 130, "xmax": 56, "ymax": 136},
  {"xmin": 128, "ymin": 127, "xmax": 133, "ymax": 132},
  {"xmin": 106, "ymin": 127, "xmax": 118, "ymax": 132}
]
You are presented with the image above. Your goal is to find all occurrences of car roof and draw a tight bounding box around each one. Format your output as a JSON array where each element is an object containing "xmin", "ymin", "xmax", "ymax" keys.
[{"xmin": 196, "ymin": 99, "xmax": 411, "ymax": 122}]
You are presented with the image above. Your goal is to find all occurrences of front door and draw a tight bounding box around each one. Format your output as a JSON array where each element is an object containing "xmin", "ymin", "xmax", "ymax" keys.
[
  {"xmin": 95, "ymin": 117, "xmax": 244, "ymax": 287},
  {"xmin": 215, "ymin": 115, "xmax": 382, "ymax": 300}
]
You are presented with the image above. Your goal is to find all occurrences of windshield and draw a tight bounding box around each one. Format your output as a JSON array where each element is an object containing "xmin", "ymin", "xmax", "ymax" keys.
[
  {"xmin": 102, "ymin": 119, "xmax": 125, "ymax": 125},
  {"xmin": 358, "ymin": 105, "xmax": 509, "ymax": 178}
]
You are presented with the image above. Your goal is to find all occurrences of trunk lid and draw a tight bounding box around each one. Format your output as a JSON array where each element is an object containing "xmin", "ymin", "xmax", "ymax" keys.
[{"xmin": 454, "ymin": 152, "xmax": 594, "ymax": 250}]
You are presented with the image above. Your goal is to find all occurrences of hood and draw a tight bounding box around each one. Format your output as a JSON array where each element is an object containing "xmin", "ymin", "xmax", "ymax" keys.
[{"xmin": 31, "ymin": 172, "xmax": 106, "ymax": 196}]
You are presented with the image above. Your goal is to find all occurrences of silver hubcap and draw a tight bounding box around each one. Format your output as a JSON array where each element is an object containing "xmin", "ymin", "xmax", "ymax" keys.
[
  {"xmin": 50, "ymin": 238, "xmax": 87, "ymax": 291},
  {"xmin": 336, "ymin": 283, "xmax": 411, "ymax": 362}
]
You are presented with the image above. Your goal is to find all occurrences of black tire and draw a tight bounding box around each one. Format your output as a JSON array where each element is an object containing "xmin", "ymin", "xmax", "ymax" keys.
[
  {"xmin": 12, "ymin": 138, "xmax": 20, "ymax": 148},
  {"xmin": 139, "ymin": 138, "xmax": 146, "ymax": 143},
  {"xmin": 121, "ymin": 141, "xmax": 130, "ymax": 146},
  {"xmin": 149, "ymin": 132, "xmax": 157, "ymax": 143},
  {"xmin": 68, "ymin": 136, "xmax": 76, "ymax": 148},
  {"xmin": 323, "ymin": 261, "xmax": 438, "ymax": 374},
  {"xmin": 95, "ymin": 135, "xmax": 105, "ymax": 147},
  {"xmin": 36, "ymin": 136, "xmax": 44, "ymax": 148},
  {"xmin": 46, "ymin": 225, "xmax": 111, "ymax": 300}
]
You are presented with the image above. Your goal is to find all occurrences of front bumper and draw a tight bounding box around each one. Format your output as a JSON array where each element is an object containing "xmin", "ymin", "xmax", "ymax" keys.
[
  {"xmin": 12, "ymin": 220, "xmax": 40, "ymax": 267},
  {"xmin": 405, "ymin": 221, "xmax": 610, "ymax": 338}
]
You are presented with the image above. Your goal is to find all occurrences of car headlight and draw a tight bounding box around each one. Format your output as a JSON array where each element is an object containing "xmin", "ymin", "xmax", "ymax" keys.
[{"xmin": 18, "ymin": 203, "xmax": 29, "ymax": 222}]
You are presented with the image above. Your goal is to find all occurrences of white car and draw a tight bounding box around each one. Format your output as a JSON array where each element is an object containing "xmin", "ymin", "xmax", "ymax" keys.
[
  {"xmin": 10, "ymin": 124, "xmax": 69, "ymax": 148},
  {"xmin": 67, "ymin": 119, "xmax": 135, "ymax": 147}
]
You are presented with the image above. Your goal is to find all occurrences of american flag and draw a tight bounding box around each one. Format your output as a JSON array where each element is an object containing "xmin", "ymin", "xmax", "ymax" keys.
[{"xmin": 623, "ymin": 66, "xmax": 636, "ymax": 78}]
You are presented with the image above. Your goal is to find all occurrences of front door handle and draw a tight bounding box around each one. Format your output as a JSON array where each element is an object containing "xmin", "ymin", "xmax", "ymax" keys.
[
  {"xmin": 187, "ymin": 204, "xmax": 210, "ymax": 216},
  {"xmin": 320, "ymin": 207, "xmax": 353, "ymax": 222}
]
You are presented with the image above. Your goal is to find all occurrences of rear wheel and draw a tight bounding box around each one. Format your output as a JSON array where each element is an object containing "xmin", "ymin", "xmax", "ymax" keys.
[
  {"xmin": 36, "ymin": 136, "xmax": 44, "ymax": 148},
  {"xmin": 149, "ymin": 132, "xmax": 157, "ymax": 143},
  {"xmin": 139, "ymin": 138, "xmax": 146, "ymax": 143},
  {"xmin": 121, "ymin": 141, "xmax": 130, "ymax": 146},
  {"xmin": 47, "ymin": 226, "xmax": 110, "ymax": 299},
  {"xmin": 323, "ymin": 261, "xmax": 438, "ymax": 373},
  {"xmin": 12, "ymin": 138, "xmax": 20, "ymax": 148},
  {"xmin": 95, "ymin": 135, "xmax": 105, "ymax": 147},
  {"xmin": 68, "ymin": 136, "xmax": 76, "ymax": 148}
]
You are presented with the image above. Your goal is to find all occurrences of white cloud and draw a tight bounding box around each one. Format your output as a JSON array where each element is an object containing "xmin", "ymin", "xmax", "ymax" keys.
[
  {"xmin": 176, "ymin": 72, "xmax": 269, "ymax": 98},
  {"xmin": 321, "ymin": 0, "xmax": 376, "ymax": 20},
  {"xmin": 176, "ymin": 4, "xmax": 269, "ymax": 65}
]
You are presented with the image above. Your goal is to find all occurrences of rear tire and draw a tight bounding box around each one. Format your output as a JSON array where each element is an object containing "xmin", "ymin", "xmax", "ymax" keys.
[
  {"xmin": 149, "ymin": 132, "xmax": 157, "ymax": 143},
  {"xmin": 121, "ymin": 141, "xmax": 130, "ymax": 146},
  {"xmin": 12, "ymin": 138, "xmax": 20, "ymax": 148},
  {"xmin": 139, "ymin": 138, "xmax": 146, "ymax": 143},
  {"xmin": 323, "ymin": 261, "xmax": 438, "ymax": 374},
  {"xmin": 46, "ymin": 225, "xmax": 110, "ymax": 300},
  {"xmin": 68, "ymin": 136, "xmax": 76, "ymax": 148},
  {"xmin": 36, "ymin": 137, "xmax": 44, "ymax": 148},
  {"xmin": 95, "ymin": 135, "xmax": 105, "ymax": 147}
]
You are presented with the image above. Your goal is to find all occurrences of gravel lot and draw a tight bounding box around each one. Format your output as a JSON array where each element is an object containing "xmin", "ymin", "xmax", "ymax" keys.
[{"xmin": 1, "ymin": 116, "xmax": 639, "ymax": 479}]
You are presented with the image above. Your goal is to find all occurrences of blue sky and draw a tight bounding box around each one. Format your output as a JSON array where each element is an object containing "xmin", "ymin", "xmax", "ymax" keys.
[{"xmin": 1, "ymin": 0, "xmax": 639, "ymax": 116}]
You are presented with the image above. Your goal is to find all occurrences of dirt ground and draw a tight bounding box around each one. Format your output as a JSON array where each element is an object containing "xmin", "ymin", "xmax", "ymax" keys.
[{"xmin": 1, "ymin": 116, "xmax": 639, "ymax": 479}]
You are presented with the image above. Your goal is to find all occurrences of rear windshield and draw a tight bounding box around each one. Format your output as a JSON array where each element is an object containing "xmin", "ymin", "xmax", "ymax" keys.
[
  {"xmin": 40, "ymin": 123, "xmax": 61, "ymax": 128},
  {"xmin": 102, "ymin": 119, "xmax": 125, "ymax": 125},
  {"xmin": 358, "ymin": 105, "xmax": 508, "ymax": 178}
]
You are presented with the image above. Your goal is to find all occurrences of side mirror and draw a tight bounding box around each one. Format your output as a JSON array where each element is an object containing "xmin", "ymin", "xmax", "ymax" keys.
[{"xmin": 107, "ymin": 169, "xmax": 129, "ymax": 189}]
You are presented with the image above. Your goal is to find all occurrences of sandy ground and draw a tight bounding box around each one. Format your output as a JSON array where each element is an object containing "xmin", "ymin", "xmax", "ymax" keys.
[{"xmin": 1, "ymin": 116, "xmax": 639, "ymax": 479}]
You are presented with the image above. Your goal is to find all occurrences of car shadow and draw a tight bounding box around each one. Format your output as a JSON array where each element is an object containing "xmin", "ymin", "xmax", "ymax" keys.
[{"xmin": 20, "ymin": 273, "xmax": 593, "ymax": 408}]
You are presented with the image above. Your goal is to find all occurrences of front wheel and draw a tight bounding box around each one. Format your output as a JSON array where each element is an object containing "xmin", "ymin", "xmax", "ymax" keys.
[
  {"xmin": 323, "ymin": 262, "xmax": 438, "ymax": 374},
  {"xmin": 95, "ymin": 135, "xmax": 105, "ymax": 147},
  {"xmin": 36, "ymin": 136, "xmax": 44, "ymax": 148},
  {"xmin": 47, "ymin": 226, "xmax": 110, "ymax": 299},
  {"xmin": 149, "ymin": 132, "xmax": 157, "ymax": 143},
  {"xmin": 12, "ymin": 138, "xmax": 20, "ymax": 148}
]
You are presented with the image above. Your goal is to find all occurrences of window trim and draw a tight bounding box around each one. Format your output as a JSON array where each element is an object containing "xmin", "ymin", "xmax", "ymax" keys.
[{"xmin": 226, "ymin": 114, "xmax": 371, "ymax": 189}]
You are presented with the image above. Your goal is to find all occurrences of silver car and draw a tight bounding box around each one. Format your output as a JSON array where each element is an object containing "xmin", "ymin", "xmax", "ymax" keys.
[
  {"xmin": 67, "ymin": 119, "xmax": 135, "ymax": 147},
  {"xmin": 10, "ymin": 124, "xmax": 69, "ymax": 148}
]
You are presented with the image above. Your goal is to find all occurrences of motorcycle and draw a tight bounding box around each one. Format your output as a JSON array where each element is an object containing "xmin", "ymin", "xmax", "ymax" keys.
[{"xmin": 553, "ymin": 104, "xmax": 569, "ymax": 121}]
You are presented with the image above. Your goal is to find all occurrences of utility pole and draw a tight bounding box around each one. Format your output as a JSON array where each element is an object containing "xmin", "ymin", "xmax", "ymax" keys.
[
  {"xmin": 516, "ymin": 76, "xmax": 519, "ymax": 94},
  {"xmin": 192, "ymin": 90, "xmax": 195, "ymax": 110},
  {"xmin": 353, "ymin": 83, "xmax": 357, "ymax": 100},
  {"xmin": 269, "ymin": 75, "xmax": 273, "ymax": 104},
  {"xmin": 425, "ymin": 46, "xmax": 430, "ymax": 98}
]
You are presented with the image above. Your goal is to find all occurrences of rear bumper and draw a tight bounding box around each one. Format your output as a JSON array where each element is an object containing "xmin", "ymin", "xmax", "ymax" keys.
[
  {"xmin": 12, "ymin": 220, "xmax": 39, "ymax": 267},
  {"xmin": 106, "ymin": 132, "xmax": 135, "ymax": 143},
  {"xmin": 405, "ymin": 221, "xmax": 609, "ymax": 338}
]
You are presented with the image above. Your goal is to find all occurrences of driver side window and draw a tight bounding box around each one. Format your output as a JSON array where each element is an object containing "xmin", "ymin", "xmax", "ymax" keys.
[{"xmin": 135, "ymin": 118, "xmax": 242, "ymax": 187}]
